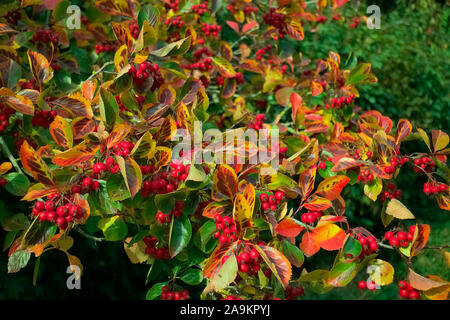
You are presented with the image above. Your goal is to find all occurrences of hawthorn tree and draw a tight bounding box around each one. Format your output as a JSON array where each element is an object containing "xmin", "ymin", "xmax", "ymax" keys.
[{"xmin": 0, "ymin": 0, "xmax": 449, "ymax": 300}]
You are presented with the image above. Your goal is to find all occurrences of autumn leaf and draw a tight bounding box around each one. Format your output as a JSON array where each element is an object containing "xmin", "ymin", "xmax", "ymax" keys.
[
  {"xmin": 213, "ymin": 165, "xmax": 238, "ymax": 200},
  {"xmin": 254, "ymin": 244, "xmax": 292, "ymax": 288},
  {"xmin": 275, "ymin": 218, "xmax": 304, "ymax": 238},
  {"xmin": 20, "ymin": 141, "xmax": 55, "ymax": 186},
  {"xmin": 316, "ymin": 175, "xmax": 350, "ymax": 200},
  {"xmin": 386, "ymin": 199, "xmax": 415, "ymax": 219}
]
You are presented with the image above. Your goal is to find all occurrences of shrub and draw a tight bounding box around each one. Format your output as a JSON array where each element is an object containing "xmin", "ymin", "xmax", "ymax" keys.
[{"xmin": 0, "ymin": 0, "xmax": 448, "ymax": 300}]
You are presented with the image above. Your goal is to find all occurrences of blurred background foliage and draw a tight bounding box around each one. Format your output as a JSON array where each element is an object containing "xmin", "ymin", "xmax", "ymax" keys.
[{"xmin": 1, "ymin": 0, "xmax": 449, "ymax": 299}]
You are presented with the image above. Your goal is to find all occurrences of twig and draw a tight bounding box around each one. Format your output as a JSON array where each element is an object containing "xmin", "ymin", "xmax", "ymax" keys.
[
  {"xmin": 0, "ymin": 136, "xmax": 24, "ymax": 174},
  {"xmin": 76, "ymin": 227, "xmax": 104, "ymax": 242}
]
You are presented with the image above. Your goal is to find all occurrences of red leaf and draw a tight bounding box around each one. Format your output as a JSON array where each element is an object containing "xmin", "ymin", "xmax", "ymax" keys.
[{"xmin": 275, "ymin": 218, "xmax": 304, "ymax": 238}]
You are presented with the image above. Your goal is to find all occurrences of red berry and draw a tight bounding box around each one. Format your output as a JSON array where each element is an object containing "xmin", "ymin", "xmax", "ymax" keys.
[
  {"xmin": 358, "ymin": 281, "xmax": 367, "ymax": 290},
  {"xmin": 82, "ymin": 177, "xmax": 92, "ymax": 187},
  {"xmin": 45, "ymin": 201, "xmax": 55, "ymax": 211},
  {"xmin": 399, "ymin": 288, "xmax": 409, "ymax": 298},
  {"xmin": 384, "ymin": 231, "xmax": 394, "ymax": 239}
]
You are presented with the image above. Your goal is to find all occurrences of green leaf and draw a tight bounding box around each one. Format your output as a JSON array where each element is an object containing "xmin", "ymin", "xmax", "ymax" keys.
[
  {"xmin": 169, "ymin": 215, "xmax": 192, "ymax": 258},
  {"xmin": 8, "ymin": 250, "xmax": 31, "ymax": 273},
  {"xmin": 150, "ymin": 37, "xmax": 191, "ymax": 57},
  {"xmin": 98, "ymin": 216, "xmax": 128, "ymax": 241},
  {"xmin": 2, "ymin": 213, "xmax": 30, "ymax": 231},
  {"xmin": 364, "ymin": 177, "xmax": 382, "ymax": 201},
  {"xmin": 99, "ymin": 88, "xmax": 118, "ymax": 128},
  {"xmin": 154, "ymin": 192, "xmax": 176, "ymax": 214},
  {"xmin": 205, "ymin": 253, "xmax": 238, "ymax": 293},
  {"xmin": 3, "ymin": 230, "xmax": 18, "ymax": 251},
  {"xmin": 194, "ymin": 220, "xmax": 217, "ymax": 253},
  {"xmin": 282, "ymin": 240, "xmax": 305, "ymax": 268},
  {"xmin": 180, "ymin": 268, "xmax": 203, "ymax": 285},
  {"xmin": 138, "ymin": 4, "xmax": 159, "ymax": 29},
  {"xmin": 21, "ymin": 221, "xmax": 57, "ymax": 250},
  {"xmin": 340, "ymin": 235, "xmax": 362, "ymax": 261},
  {"xmin": 213, "ymin": 56, "xmax": 236, "ymax": 78},
  {"xmin": 106, "ymin": 174, "xmax": 131, "ymax": 201},
  {"xmin": 4, "ymin": 172, "xmax": 30, "ymax": 196},
  {"xmin": 33, "ymin": 256, "xmax": 40, "ymax": 286},
  {"xmin": 328, "ymin": 262, "xmax": 358, "ymax": 287},
  {"xmin": 146, "ymin": 281, "xmax": 168, "ymax": 300}
]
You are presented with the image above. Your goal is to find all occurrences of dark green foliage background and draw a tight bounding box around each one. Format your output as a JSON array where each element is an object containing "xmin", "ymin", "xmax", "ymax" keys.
[{"xmin": 0, "ymin": 0, "xmax": 449, "ymax": 299}]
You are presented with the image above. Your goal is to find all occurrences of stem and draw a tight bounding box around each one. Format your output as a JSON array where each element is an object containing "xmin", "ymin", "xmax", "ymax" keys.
[
  {"xmin": 76, "ymin": 227, "xmax": 104, "ymax": 242},
  {"xmin": 0, "ymin": 137, "xmax": 23, "ymax": 174},
  {"xmin": 423, "ymin": 245, "xmax": 450, "ymax": 251},
  {"xmin": 378, "ymin": 242, "xmax": 395, "ymax": 250}
]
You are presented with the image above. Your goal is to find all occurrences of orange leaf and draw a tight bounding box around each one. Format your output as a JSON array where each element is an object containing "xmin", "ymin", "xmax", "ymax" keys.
[
  {"xmin": 310, "ymin": 80, "xmax": 323, "ymax": 96},
  {"xmin": 202, "ymin": 202, "xmax": 227, "ymax": 218},
  {"xmin": 410, "ymin": 224, "xmax": 430, "ymax": 258},
  {"xmin": 298, "ymin": 167, "xmax": 316, "ymax": 201},
  {"xmin": 73, "ymin": 193, "xmax": 90, "ymax": 224},
  {"xmin": 51, "ymin": 93, "xmax": 93, "ymax": 119},
  {"xmin": 313, "ymin": 224, "xmax": 346, "ymax": 251},
  {"xmin": 22, "ymin": 183, "xmax": 58, "ymax": 201},
  {"xmin": 52, "ymin": 142, "xmax": 100, "ymax": 167},
  {"xmin": 300, "ymin": 231, "xmax": 320, "ymax": 257},
  {"xmin": 395, "ymin": 119, "xmax": 412, "ymax": 147},
  {"xmin": 20, "ymin": 141, "xmax": 55, "ymax": 186},
  {"xmin": 409, "ymin": 268, "xmax": 450, "ymax": 291},
  {"xmin": 303, "ymin": 194, "xmax": 332, "ymax": 211},
  {"xmin": 203, "ymin": 241, "xmax": 238, "ymax": 278},
  {"xmin": 275, "ymin": 218, "xmax": 304, "ymax": 238},
  {"xmin": 72, "ymin": 117, "xmax": 96, "ymax": 140},
  {"xmin": 331, "ymin": 157, "xmax": 363, "ymax": 172},
  {"xmin": 316, "ymin": 175, "xmax": 350, "ymax": 200},
  {"xmin": 106, "ymin": 122, "xmax": 132, "ymax": 149},
  {"xmin": 213, "ymin": 165, "xmax": 238, "ymax": 199},
  {"xmin": 431, "ymin": 130, "xmax": 449, "ymax": 152},
  {"xmin": 49, "ymin": 115, "xmax": 73, "ymax": 149},
  {"xmin": 27, "ymin": 50, "xmax": 51, "ymax": 88},
  {"xmin": 254, "ymin": 244, "xmax": 292, "ymax": 288}
]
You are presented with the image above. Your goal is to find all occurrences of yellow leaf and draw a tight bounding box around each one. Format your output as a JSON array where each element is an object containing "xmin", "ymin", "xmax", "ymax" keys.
[{"xmin": 386, "ymin": 199, "xmax": 415, "ymax": 219}]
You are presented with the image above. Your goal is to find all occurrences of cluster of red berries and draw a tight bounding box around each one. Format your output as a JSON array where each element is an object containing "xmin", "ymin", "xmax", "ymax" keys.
[
  {"xmin": 244, "ymin": 4, "xmax": 258, "ymax": 15},
  {"xmin": 423, "ymin": 181, "xmax": 448, "ymax": 196},
  {"xmin": 165, "ymin": 16, "xmax": 184, "ymax": 28},
  {"xmin": 200, "ymin": 23, "xmax": 221, "ymax": 37},
  {"xmin": 285, "ymin": 285, "xmax": 305, "ymax": 300},
  {"xmin": 358, "ymin": 169, "xmax": 374, "ymax": 182},
  {"xmin": 217, "ymin": 72, "xmax": 244, "ymax": 85},
  {"xmin": 182, "ymin": 58, "xmax": 213, "ymax": 71},
  {"xmin": 259, "ymin": 191, "xmax": 284, "ymax": 212},
  {"xmin": 110, "ymin": 141, "xmax": 135, "ymax": 157},
  {"xmin": 350, "ymin": 17, "xmax": 360, "ymax": 28},
  {"xmin": 358, "ymin": 280, "xmax": 377, "ymax": 291},
  {"xmin": 31, "ymin": 29, "xmax": 58, "ymax": 45},
  {"xmin": 247, "ymin": 113, "xmax": 265, "ymax": 130},
  {"xmin": 235, "ymin": 245, "xmax": 263, "ymax": 275},
  {"xmin": 161, "ymin": 286, "xmax": 189, "ymax": 300},
  {"xmin": 398, "ymin": 280, "xmax": 420, "ymax": 299},
  {"xmin": 4, "ymin": 10, "xmax": 21, "ymax": 25},
  {"xmin": 32, "ymin": 197, "xmax": 85, "ymax": 230},
  {"xmin": 193, "ymin": 47, "xmax": 213, "ymax": 60},
  {"xmin": 380, "ymin": 183, "xmax": 402, "ymax": 202},
  {"xmin": 165, "ymin": 0, "xmax": 179, "ymax": 12},
  {"xmin": 316, "ymin": 15, "xmax": 327, "ymax": 23},
  {"xmin": 115, "ymin": 94, "xmax": 145, "ymax": 112},
  {"xmin": 384, "ymin": 156, "xmax": 409, "ymax": 174},
  {"xmin": 141, "ymin": 161, "xmax": 189, "ymax": 196},
  {"xmin": 256, "ymin": 45, "xmax": 271, "ymax": 60},
  {"xmin": 81, "ymin": 16, "xmax": 88, "ymax": 25},
  {"xmin": 31, "ymin": 110, "xmax": 57, "ymax": 128},
  {"xmin": 413, "ymin": 156, "xmax": 435, "ymax": 173},
  {"xmin": 214, "ymin": 214, "xmax": 238, "ymax": 245},
  {"xmin": 19, "ymin": 79, "xmax": 38, "ymax": 90},
  {"xmin": 262, "ymin": 8, "xmax": 286, "ymax": 38},
  {"xmin": 91, "ymin": 157, "xmax": 120, "ymax": 175},
  {"xmin": 94, "ymin": 43, "xmax": 115, "ymax": 54},
  {"xmin": 156, "ymin": 201, "xmax": 185, "ymax": 224},
  {"xmin": 325, "ymin": 94, "xmax": 355, "ymax": 109},
  {"xmin": 143, "ymin": 236, "xmax": 171, "ymax": 259},
  {"xmin": 300, "ymin": 211, "xmax": 323, "ymax": 224},
  {"xmin": 129, "ymin": 24, "xmax": 139, "ymax": 39},
  {"xmin": 70, "ymin": 177, "xmax": 100, "ymax": 195},
  {"xmin": 0, "ymin": 103, "xmax": 15, "ymax": 135},
  {"xmin": 129, "ymin": 61, "xmax": 164, "ymax": 90},
  {"xmin": 191, "ymin": 2, "xmax": 208, "ymax": 15},
  {"xmin": 357, "ymin": 235, "xmax": 379, "ymax": 256},
  {"xmin": 384, "ymin": 226, "xmax": 416, "ymax": 248}
]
